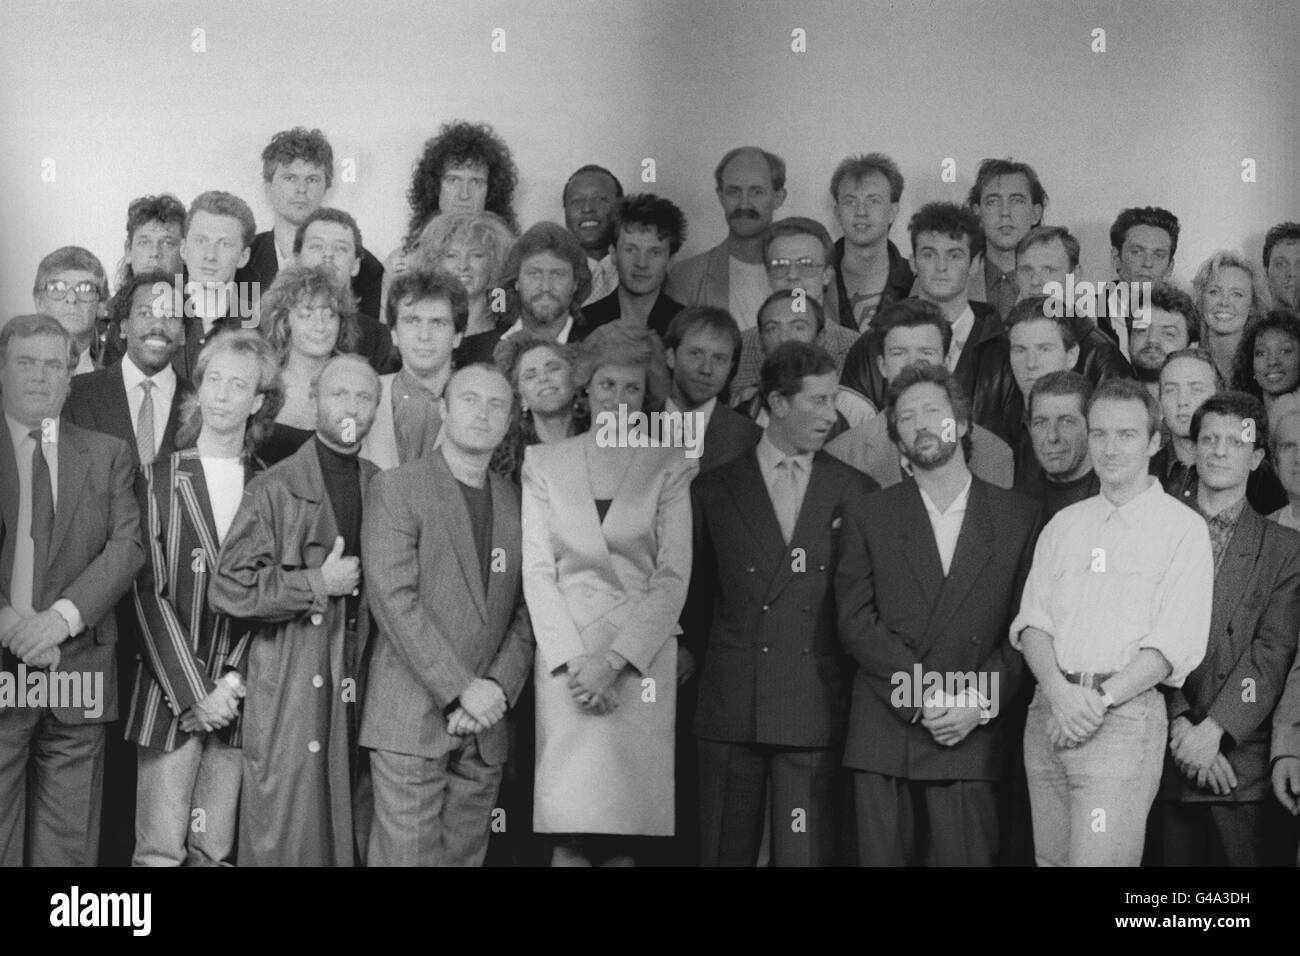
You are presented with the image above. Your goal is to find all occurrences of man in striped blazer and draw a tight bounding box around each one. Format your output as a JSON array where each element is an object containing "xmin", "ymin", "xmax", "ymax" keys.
[{"xmin": 127, "ymin": 330, "xmax": 281, "ymax": 866}]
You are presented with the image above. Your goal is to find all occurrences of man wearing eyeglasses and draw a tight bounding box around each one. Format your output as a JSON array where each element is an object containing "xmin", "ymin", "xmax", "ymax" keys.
[
  {"xmin": 728, "ymin": 217, "xmax": 862, "ymax": 402},
  {"xmin": 32, "ymin": 247, "xmax": 111, "ymax": 376}
]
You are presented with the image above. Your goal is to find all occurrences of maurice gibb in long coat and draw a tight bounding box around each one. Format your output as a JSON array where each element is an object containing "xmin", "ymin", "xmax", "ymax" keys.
[{"xmin": 209, "ymin": 439, "xmax": 377, "ymax": 867}]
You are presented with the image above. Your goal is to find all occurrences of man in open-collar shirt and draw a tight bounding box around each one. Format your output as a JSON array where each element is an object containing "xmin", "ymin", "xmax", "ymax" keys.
[{"xmin": 1010, "ymin": 377, "xmax": 1212, "ymax": 866}]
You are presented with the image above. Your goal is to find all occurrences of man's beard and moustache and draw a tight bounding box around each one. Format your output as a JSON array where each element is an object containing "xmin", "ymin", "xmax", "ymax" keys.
[
  {"xmin": 523, "ymin": 292, "xmax": 568, "ymax": 328},
  {"xmin": 901, "ymin": 428, "xmax": 960, "ymax": 471},
  {"xmin": 1132, "ymin": 345, "xmax": 1165, "ymax": 383}
]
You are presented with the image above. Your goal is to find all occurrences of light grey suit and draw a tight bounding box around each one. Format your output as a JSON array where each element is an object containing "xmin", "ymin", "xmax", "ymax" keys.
[{"xmin": 360, "ymin": 449, "xmax": 533, "ymax": 866}]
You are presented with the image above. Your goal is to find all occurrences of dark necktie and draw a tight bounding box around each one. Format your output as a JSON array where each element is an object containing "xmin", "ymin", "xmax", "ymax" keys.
[{"xmin": 30, "ymin": 428, "xmax": 54, "ymax": 602}]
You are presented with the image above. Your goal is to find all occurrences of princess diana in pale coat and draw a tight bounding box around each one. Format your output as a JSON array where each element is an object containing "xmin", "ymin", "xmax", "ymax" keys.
[{"xmin": 522, "ymin": 323, "xmax": 696, "ymax": 866}]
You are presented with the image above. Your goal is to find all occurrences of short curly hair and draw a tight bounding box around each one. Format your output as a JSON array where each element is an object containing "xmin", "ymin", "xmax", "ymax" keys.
[
  {"xmin": 909, "ymin": 202, "xmax": 984, "ymax": 262},
  {"xmin": 261, "ymin": 127, "xmax": 334, "ymax": 187},
  {"xmin": 571, "ymin": 322, "xmax": 671, "ymax": 413},
  {"xmin": 614, "ymin": 193, "xmax": 687, "ymax": 256},
  {"xmin": 1231, "ymin": 309, "xmax": 1300, "ymax": 399},
  {"xmin": 406, "ymin": 120, "xmax": 519, "ymax": 238},
  {"xmin": 1110, "ymin": 206, "xmax": 1180, "ymax": 259},
  {"xmin": 256, "ymin": 264, "xmax": 360, "ymax": 361}
]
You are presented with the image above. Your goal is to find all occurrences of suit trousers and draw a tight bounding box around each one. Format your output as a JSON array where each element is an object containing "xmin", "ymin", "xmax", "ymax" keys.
[
  {"xmin": 1160, "ymin": 799, "xmax": 1299, "ymax": 867},
  {"xmin": 0, "ymin": 706, "xmax": 106, "ymax": 866},
  {"xmin": 697, "ymin": 738, "xmax": 838, "ymax": 867},
  {"xmin": 133, "ymin": 734, "xmax": 242, "ymax": 866},
  {"xmin": 852, "ymin": 771, "xmax": 998, "ymax": 866},
  {"xmin": 1024, "ymin": 685, "xmax": 1166, "ymax": 866},
  {"xmin": 368, "ymin": 736, "xmax": 504, "ymax": 867}
]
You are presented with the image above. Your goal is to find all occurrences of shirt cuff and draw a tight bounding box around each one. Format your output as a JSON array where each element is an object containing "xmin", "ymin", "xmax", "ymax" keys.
[
  {"xmin": 51, "ymin": 599, "xmax": 84, "ymax": 638},
  {"xmin": 0, "ymin": 606, "xmax": 21, "ymax": 640}
]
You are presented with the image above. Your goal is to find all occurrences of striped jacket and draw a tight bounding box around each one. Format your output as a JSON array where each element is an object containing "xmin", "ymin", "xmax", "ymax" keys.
[{"xmin": 125, "ymin": 448, "xmax": 256, "ymax": 752}]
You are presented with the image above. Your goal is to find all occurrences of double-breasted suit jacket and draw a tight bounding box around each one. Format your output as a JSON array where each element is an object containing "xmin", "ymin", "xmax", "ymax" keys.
[
  {"xmin": 522, "ymin": 434, "xmax": 696, "ymax": 836},
  {"xmin": 208, "ymin": 439, "xmax": 377, "ymax": 866}
]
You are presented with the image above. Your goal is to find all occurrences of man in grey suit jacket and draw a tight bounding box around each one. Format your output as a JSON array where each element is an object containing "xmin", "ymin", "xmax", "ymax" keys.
[
  {"xmin": 362, "ymin": 363, "xmax": 534, "ymax": 866},
  {"xmin": 0, "ymin": 314, "xmax": 145, "ymax": 866}
]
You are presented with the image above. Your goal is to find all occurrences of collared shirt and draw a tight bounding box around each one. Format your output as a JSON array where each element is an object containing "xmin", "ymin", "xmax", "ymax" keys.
[
  {"xmin": 1, "ymin": 414, "xmax": 83, "ymax": 635},
  {"xmin": 73, "ymin": 349, "xmax": 96, "ymax": 377},
  {"xmin": 121, "ymin": 354, "xmax": 178, "ymax": 455},
  {"xmin": 755, "ymin": 432, "xmax": 813, "ymax": 539},
  {"xmin": 584, "ymin": 252, "xmax": 618, "ymax": 306},
  {"xmin": 945, "ymin": 304, "xmax": 975, "ymax": 372},
  {"xmin": 918, "ymin": 474, "xmax": 972, "ymax": 576},
  {"xmin": 501, "ymin": 313, "xmax": 575, "ymax": 344},
  {"xmin": 1200, "ymin": 496, "xmax": 1248, "ymax": 574},
  {"xmin": 665, "ymin": 395, "xmax": 718, "ymax": 435},
  {"xmin": 752, "ymin": 386, "xmax": 876, "ymax": 431},
  {"xmin": 390, "ymin": 367, "xmax": 444, "ymax": 464},
  {"xmin": 983, "ymin": 257, "xmax": 1019, "ymax": 320},
  {"xmin": 1269, "ymin": 505, "xmax": 1300, "ymax": 531},
  {"xmin": 728, "ymin": 257, "xmax": 771, "ymax": 332},
  {"xmin": 1010, "ymin": 476, "xmax": 1213, "ymax": 687}
]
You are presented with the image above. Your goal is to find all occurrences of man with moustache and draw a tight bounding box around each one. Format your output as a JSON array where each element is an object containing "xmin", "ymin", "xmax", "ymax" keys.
[
  {"xmin": 829, "ymin": 153, "xmax": 914, "ymax": 332},
  {"xmin": 295, "ymin": 208, "xmax": 397, "ymax": 373},
  {"xmin": 562, "ymin": 165, "xmax": 623, "ymax": 306},
  {"xmin": 667, "ymin": 146, "xmax": 787, "ymax": 332},
  {"xmin": 1101, "ymin": 206, "xmax": 1180, "ymax": 344},
  {"xmin": 101, "ymin": 195, "xmax": 188, "ymax": 367},
  {"xmin": 363, "ymin": 364, "xmax": 534, "ymax": 866},
  {"xmin": 210, "ymin": 354, "xmax": 381, "ymax": 866},
  {"xmin": 836, "ymin": 362, "xmax": 1040, "ymax": 866},
  {"xmin": 688, "ymin": 342, "xmax": 879, "ymax": 866},
  {"xmin": 1128, "ymin": 283, "xmax": 1199, "ymax": 399},
  {"xmin": 63, "ymin": 268, "xmax": 194, "ymax": 866},
  {"xmin": 827, "ymin": 298, "xmax": 1014, "ymax": 489},
  {"xmin": 584, "ymin": 193, "xmax": 686, "ymax": 336},
  {"xmin": 1018, "ymin": 370, "xmax": 1100, "ymax": 520},
  {"xmin": 0, "ymin": 314, "xmax": 144, "ymax": 866},
  {"xmin": 1157, "ymin": 391, "xmax": 1300, "ymax": 866},
  {"xmin": 1152, "ymin": 348, "xmax": 1287, "ymax": 515},
  {"xmin": 1013, "ymin": 226, "xmax": 1133, "ymax": 387}
]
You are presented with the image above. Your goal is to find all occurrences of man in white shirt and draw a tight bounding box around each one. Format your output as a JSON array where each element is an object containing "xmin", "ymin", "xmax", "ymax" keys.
[
  {"xmin": 836, "ymin": 361, "xmax": 1040, "ymax": 865},
  {"xmin": 562, "ymin": 165, "xmax": 622, "ymax": 306},
  {"xmin": 32, "ymin": 246, "xmax": 111, "ymax": 376},
  {"xmin": 1012, "ymin": 377, "xmax": 1214, "ymax": 866},
  {"xmin": 666, "ymin": 146, "xmax": 787, "ymax": 333}
]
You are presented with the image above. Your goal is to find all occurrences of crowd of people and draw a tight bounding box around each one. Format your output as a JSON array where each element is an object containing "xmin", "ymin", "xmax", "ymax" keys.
[{"xmin": 3, "ymin": 119, "xmax": 1300, "ymax": 867}]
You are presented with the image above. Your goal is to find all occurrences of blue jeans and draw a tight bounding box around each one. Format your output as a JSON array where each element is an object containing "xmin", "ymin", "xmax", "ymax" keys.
[
  {"xmin": 133, "ymin": 734, "xmax": 241, "ymax": 866},
  {"xmin": 1023, "ymin": 685, "xmax": 1166, "ymax": 866}
]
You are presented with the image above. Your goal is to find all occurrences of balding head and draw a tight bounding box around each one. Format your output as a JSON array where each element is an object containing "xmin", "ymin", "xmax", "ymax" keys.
[
  {"xmin": 314, "ymin": 353, "xmax": 380, "ymax": 449},
  {"xmin": 441, "ymin": 362, "xmax": 513, "ymax": 456}
]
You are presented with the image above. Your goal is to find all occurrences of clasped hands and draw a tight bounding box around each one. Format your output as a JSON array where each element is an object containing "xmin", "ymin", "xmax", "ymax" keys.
[
  {"xmin": 1169, "ymin": 715, "xmax": 1237, "ymax": 796},
  {"xmin": 0, "ymin": 609, "xmax": 70, "ymax": 669},
  {"xmin": 920, "ymin": 689, "xmax": 984, "ymax": 747},
  {"xmin": 565, "ymin": 652, "xmax": 623, "ymax": 715},
  {"xmin": 446, "ymin": 678, "xmax": 508, "ymax": 736},
  {"xmin": 1043, "ymin": 682, "xmax": 1108, "ymax": 749},
  {"xmin": 180, "ymin": 674, "xmax": 246, "ymax": 734}
]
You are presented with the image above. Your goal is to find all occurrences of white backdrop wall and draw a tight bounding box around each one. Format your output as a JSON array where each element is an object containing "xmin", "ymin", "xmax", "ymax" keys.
[{"xmin": 1, "ymin": 0, "xmax": 1296, "ymax": 317}]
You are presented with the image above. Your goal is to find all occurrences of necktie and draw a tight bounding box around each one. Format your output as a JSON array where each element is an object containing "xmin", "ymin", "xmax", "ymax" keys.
[
  {"xmin": 774, "ymin": 458, "xmax": 802, "ymax": 543},
  {"xmin": 30, "ymin": 428, "xmax": 54, "ymax": 603},
  {"xmin": 137, "ymin": 379, "xmax": 156, "ymax": 466}
]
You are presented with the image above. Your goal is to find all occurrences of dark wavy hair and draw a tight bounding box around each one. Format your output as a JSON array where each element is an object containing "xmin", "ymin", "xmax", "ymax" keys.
[
  {"xmin": 260, "ymin": 127, "xmax": 334, "ymax": 186},
  {"xmin": 175, "ymin": 329, "xmax": 284, "ymax": 461},
  {"xmin": 908, "ymin": 202, "xmax": 984, "ymax": 262},
  {"xmin": 489, "ymin": 331, "xmax": 584, "ymax": 482},
  {"xmin": 614, "ymin": 193, "xmax": 687, "ymax": 255},
  {"xmin": 885, "ymin": 360, "xmax": 974, "ymax": 463},
  {"xmin": 115, "ymin": 193, "xmax": 187, "ymax": 289},
  {"xmin": 406, "ymin": 121, "xmax": 519, "ymax": 238},
  {"xmin": 1231, "ymin": 309, "xmax": 1300, "ymax": 399},
  {"xmin": 106, "ymin": 269, "xmax": 176, "ymax": 348},
  {"xmin": 255, "ymin": 264, "xmax": 361, "ymax": 361}
]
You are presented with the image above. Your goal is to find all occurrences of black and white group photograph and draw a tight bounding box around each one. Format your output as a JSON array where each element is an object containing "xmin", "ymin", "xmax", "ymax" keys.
[{"xmin": 1, "ymin": 0, "xmax": 1298, "ymax": 936}]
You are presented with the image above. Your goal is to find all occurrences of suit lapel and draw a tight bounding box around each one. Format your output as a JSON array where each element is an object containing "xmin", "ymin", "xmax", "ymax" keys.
[
  {"xmin": 50, "ymin": 424, "xmax": 89, "ymax": 557},
  {"xmin": 728, "ymin": 450, "xmax": 786, "ymax": 582},
  {"xmin": 485, "ymin": 471, "xmax": 520, "ymax": 624},
  {"xmin": 0, "ymin": 425, "xmax": 18, "ymax": 544},
  {"xmin": 1209, "ymin": 506, "xmax": 1263, "ymax": 644},
  {"xmin": 897, "ymin": 479, "xmax": 945, "ymax": 610},
  {"xmin": 764, "ymin": 453, "xmax": 837, "ymax": 604},
  {"xmin": 106, "ymin": 365, "xmax": 139, "ymax": 465},
  {"xmin": 428, "ymin": 453, "xmax": 488, "ymax": 622},
  {"xmin": 705, "ymin": 244, "xmax": 730, "ymax": 308},
  {"xmin": 919, "ymin": 480, "xmax": 994, "ymax": 654},
  {"xmin": 160, "ymin": 382, "xmax": 193, "ymax": 459}
]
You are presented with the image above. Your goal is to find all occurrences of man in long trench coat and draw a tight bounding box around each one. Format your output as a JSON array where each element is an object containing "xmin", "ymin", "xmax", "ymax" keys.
[{"xmin": 210, "ymin": 355, "xmax": 381, "ymax": 866}]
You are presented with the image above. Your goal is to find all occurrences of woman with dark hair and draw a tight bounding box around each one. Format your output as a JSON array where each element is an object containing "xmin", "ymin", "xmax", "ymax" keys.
[
  {"xmin": 1231, "ymin": 308, "xmax": 1300, "ymax": 417},
  {"xmin": 256, "ymin": 264, "xmax": 361, "ymax": 465},
  {"xmin": 491, "ymin": 331, "xmax": 583, "ymax": 482},
  {"xmin": 521, "ymin": 322, "xmax": 695, "ymax": 866},
  {"xmin": 383, "ymin": 121, "xmax": 519, "ymax": 289}
]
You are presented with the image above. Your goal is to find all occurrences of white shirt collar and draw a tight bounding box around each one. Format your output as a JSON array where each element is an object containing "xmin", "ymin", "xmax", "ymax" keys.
[
  {"xmin": 6, "ymin": 411, "xmax": 56, "ymax": 447},
  {"xmin": 917, "ymin": 472, "xmax": 973, "ymax": 518},
  {"xmin": 73, "ymin": 349, "xmax": 96, "ymax": 376},
  {"xmin": 666, "ymin": 395, "xmax": 717, "ymax": 430},
  {"xmin": 756, "ymin": 431, "xmax": 813, "ymax": 475},
  {"xmin": 121, "ymin": 353, "xmax": 177, "ymax": 394},
  {"xmin": 503, "ymin": 313, "xmax": 575, "ymax": 344}
]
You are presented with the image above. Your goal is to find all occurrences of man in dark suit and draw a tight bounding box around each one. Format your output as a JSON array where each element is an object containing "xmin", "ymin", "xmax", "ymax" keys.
[
  {"xmin": 63, "ymin": 268, "xmax": 194, "ymax": 865},
  {"xmin": 235, "ymin": 127, "xmax": 384, "ymax": 318},
  {"xmin": 1158, "ymin": 391, "xmax": 1300, "ymax": 865},
  {"xmin": 0, "ymin": 314, "xmax": 145, "ymax": 866},
  {"xmin": 362, "ymin": 364, "xmax": 534, "ymax": 866},
  {"xmin": 836, "ymin": 362, "xmax": 1040, "ymax": 865},
  {"xmin": 689, "ymin": 342, "xmax": 878, "ymax": 866},
  {"xmin": 583, "ymin": 193, "xmax": 686, "ymax": 338}
]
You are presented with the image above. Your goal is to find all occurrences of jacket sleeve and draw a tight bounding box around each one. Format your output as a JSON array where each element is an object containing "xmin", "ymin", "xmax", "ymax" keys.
[
  {"xmin": 361, "ymin": 471, "xmax": 477, "ymax": 710},
  {"xmin": 521, "ymin": 449, "xmax": 587, "ymax": 673},
  {"xmin": 486, "ymin": 594, "xmax": 534, "ymax": 707},
  {"xmin": 1207, "ymin": 542, "xmax": 1300, "ymax": 745},
  {"xmin": 208, "ymin": 478, "xmax": 328, "ymax": 624},
  {"xmin": 132, "ymin": 462, "xmax": 215, "ymax": 716},
  {"xmin": 1273, "ymin": 651, "xmax": 1300, "ymax": 762},
  {"xmin": 971, "ymin": 501, "xmax": 1040, "ymax": 713},
  {"xmin": 60, "ymin": 437, "xmax": 145, "ymax": 630},
  {"xmin": 681, "ymin": 480, "xmax": 717, "ymax": 662},
  {"xmin": 608, "ymin": 456, "xmax": 697, "ymax": 674}
]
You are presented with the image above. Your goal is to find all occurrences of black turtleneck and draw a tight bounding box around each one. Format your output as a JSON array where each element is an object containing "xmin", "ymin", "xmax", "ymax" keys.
[{"xmin": 316, "ymin": 437, "xmax": 363, "ymax": 623}]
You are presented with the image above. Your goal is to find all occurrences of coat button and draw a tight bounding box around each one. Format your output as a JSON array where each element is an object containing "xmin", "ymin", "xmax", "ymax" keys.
[
  {"xmin": 761, "ymin": 646, "xmax": 770, "ymax": 653},
  {"xmin": 312, "ymin": 674, "xmax": 325, "ymax": 688},
  {"xmin": 746, "ymin": 566, "xmax": 756, "ymax": 574},
  {"xmin": 307, "ymin": 740, "xmax": 321, "ymax": 754},
  {"xmin": 801, "ymin": 648, "xmax": 809, "ymax": 656},
  {"xmin": 761, "ymin": 604, "xmax": 769, "ymax": 613},
  {"xmin": 310, "ymin": 613, "xmax": 323, "ymax": 626},
  {"xmin": 817, "ymin": 565, "xmax": 825, "ymax": 572}
]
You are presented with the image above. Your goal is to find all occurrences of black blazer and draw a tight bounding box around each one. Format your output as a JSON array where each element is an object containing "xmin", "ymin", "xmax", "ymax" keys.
[
  {"xmin": 583, "ymin": 289, "xmax": 684, "ymax": 338},
  {"xmin": 698, "ymin": 404, "xmax": 761, "ymax": 474},
  {"xmin": 1161, "ymin": 506, "xmax": 1300, "ymax": 803},
  {"xmin": 63, "ymin": 360, "xmax": 193, "ymax": 471},
  {"xmin": 835, "ymin": 477, "xmax": 1040, "ymax": 780},
  {"xmin": 687, "ymin": 447, "xmax": 878, "ymax": 748},
  {"xmin": 236, "ymin": 230, "xmax": 385, "ymax": 320}
]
